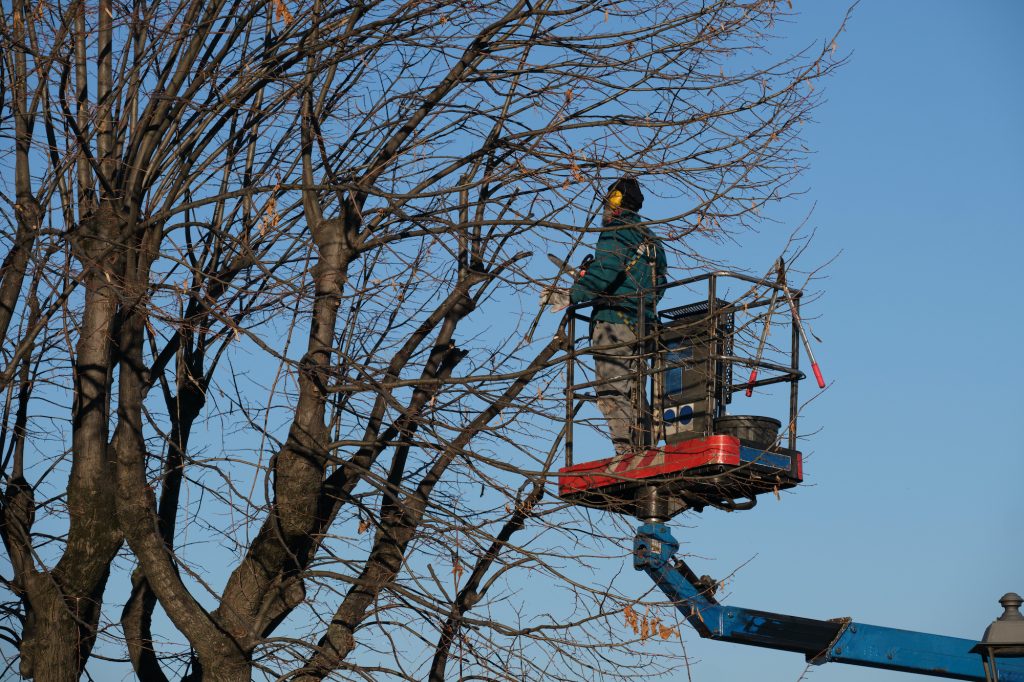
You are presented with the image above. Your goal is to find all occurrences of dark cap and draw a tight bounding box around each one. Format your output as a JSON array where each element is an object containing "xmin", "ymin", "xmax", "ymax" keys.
[{"xmin": 608, "ymin": 176, "xmax": 643, "ymax": 211}]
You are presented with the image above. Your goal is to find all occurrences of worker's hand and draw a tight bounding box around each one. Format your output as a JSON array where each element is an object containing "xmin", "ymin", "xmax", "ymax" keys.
[{"xmin": 541, "ymin": 285, "xmax": 569, "ymax": 312}]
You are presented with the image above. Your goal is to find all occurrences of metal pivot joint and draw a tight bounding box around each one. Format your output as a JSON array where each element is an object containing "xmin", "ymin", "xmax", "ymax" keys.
[{"xmin": 636, "ymin": 485, "xmax": 675, "ymax": 523}]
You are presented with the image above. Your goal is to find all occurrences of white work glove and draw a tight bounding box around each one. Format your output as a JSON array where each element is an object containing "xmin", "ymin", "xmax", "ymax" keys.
[{"xmin": 541, "ymin": 285, "xmax": 570, "ymax": 312}]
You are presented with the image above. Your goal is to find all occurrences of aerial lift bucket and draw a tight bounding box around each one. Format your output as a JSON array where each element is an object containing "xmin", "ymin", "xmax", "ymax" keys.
[{"xmin": 557, "ymin": 268, "xmax": 810, "ymax": 519}]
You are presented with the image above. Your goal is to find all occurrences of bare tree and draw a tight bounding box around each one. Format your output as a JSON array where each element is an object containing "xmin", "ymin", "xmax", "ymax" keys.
[{"xmin": 0, "ymin": 0, "xmax": 841, "ymax": 679}]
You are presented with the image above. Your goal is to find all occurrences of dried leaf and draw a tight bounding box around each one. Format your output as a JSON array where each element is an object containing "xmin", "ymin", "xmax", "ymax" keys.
[
  {"xmin": 260, "ymin": 182, "xmax": 282, "ymax": 235},
  {"xmin": 516, "ymin": 499, "xmax": 534, "ymax": 516},
  {"xmin": 273, "ymin": 0, "xmax": 293, "ymax": 25},
  {"xmin": 624, "ymin": 605, "xmax": 639, "ymax": 634}
]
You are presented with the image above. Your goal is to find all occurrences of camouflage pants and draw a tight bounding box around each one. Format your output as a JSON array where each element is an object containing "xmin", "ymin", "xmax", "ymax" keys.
[{"xmin": 591, "ymin": 320, "xmax": 647, "ymax": 456}]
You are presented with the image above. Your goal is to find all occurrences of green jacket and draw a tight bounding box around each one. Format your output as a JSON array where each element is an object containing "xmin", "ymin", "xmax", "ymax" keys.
[{"xmin": 569, "ymin": 210, "xmax": 667, "ymax": 327}]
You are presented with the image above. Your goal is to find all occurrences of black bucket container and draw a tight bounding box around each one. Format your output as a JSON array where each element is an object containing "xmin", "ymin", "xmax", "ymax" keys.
[{"xmin": 713, "ymin": 415, "xmax": 781, "ymax": 450}]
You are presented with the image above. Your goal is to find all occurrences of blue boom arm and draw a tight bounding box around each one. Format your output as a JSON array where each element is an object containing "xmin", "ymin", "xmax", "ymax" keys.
[{"xmin": 634, "ymin": 523, "xmax": 1024, "ymax": 681}]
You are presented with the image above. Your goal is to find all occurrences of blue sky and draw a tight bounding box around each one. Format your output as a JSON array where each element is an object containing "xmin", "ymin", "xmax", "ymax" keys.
[{"xmin": 632, "ymin": 2, "xmax": 1024, "ymax": 679}]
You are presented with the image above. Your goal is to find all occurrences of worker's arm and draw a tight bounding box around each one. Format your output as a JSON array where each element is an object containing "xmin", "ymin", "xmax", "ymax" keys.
[
  {"xmin": 654, "ymin": 240, "xmax": 668, "ymax": 304},
  {"xmin": 569, "ymin": 230, "xmax": 627, "ymax": 305}
]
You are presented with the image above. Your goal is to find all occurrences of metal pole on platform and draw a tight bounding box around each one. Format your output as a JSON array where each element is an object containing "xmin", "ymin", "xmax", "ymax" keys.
[
  {"xmin": 565, "ymin": 313, "xmax": 575, "ymax": 468},
  {"xmin": 635, "ymin": 292, "xmax": 644, "ymax": 454},
  {"xmin": 706, "ymin": 275, "xmax": 717, "ymax": 437},
  {"xmin": 789, "ymin": 288, "xmax": 800, "ymax": 452}
]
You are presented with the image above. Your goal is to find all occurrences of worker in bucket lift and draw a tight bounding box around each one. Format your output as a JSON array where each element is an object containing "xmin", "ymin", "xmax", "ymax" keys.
[{"xmin": 547, "ymin": 177, "xmax": 667, "ymax": 457}]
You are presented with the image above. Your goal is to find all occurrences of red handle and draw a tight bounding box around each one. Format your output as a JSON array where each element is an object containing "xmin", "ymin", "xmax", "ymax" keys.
[
  {"xmin": 745, "ymin": 369, "xmax": 758, "ymax": 397},
  {"xmin": 812, "ymin": 362, "xmax": 825, "ymax": 389}
]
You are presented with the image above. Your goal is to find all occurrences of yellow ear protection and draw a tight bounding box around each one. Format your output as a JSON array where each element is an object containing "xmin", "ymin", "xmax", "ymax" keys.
[{"xmin": 607, "ymin": 189, "xmax": 623, "ymax": 209}]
